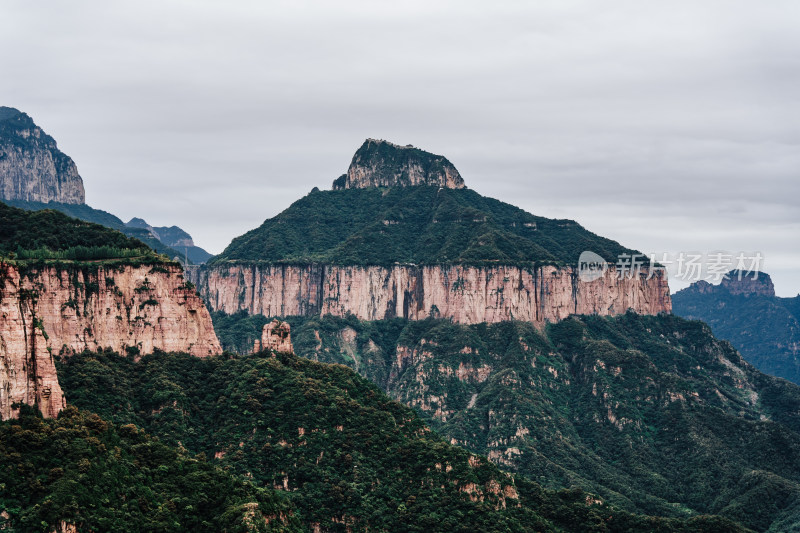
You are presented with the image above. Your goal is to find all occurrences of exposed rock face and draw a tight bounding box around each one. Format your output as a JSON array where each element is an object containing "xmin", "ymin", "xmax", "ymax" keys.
[
  {"xmin": 332, "ymin": 139, "xmax": 465, "ymax": 190},
  {"xmin": 0, "ymin": 261, "xmax": 222, "ymax": 419},
  {"xmin": 0, "ymin": 107, "xmax": 85, "ymax": 205},
  {"xmin": 0, "ymin": 270, "xmax": 65, "ymax": 420},
  {"xmin": 193, "ymin": 264, "xmax": 671, "ymax": 324},
  {"xmin": 253, "ymin": 319, "xmax": 293, "ymax": 353}
]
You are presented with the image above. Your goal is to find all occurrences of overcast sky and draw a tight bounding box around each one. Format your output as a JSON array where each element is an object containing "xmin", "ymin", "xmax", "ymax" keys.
[{"xmin": 2, "ymin": 1, "xmax": 798, "ymax": 295}]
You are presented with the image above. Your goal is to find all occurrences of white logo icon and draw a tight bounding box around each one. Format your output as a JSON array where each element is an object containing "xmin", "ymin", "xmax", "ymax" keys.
[{"xmin": 578, "ymin": 251, "xmax": 607, "ymax": 282}]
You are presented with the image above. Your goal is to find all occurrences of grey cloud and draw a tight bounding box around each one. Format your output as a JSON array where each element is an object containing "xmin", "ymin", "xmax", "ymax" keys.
[{"xmin": 1, "ymin": 0, "xmax": 797, "ymax": 294}]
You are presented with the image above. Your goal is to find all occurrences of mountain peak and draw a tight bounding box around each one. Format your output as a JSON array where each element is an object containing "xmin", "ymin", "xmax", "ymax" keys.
[
  {"xmin": 0, "ymin": 106, "xmax": 22, "ymax": 122},
  {"xmin": 0, "ymin": 106, "xmax": 85, "ymax": 204},
  {"xmin": 332, "ymin": 139, "xmax": 465, "ymax": 190},
  {"xmin": 721, "ymin": 270, "xmax": 775, "ymax": 297},
  {"xmin": 678, "ymin": 270, "xmax": 775, "ymax": 298}
]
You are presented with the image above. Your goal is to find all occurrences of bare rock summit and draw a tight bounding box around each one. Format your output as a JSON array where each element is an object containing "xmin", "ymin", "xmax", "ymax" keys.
[{"xmin": 333, "ymin": 139, "xmax": 465, "ymax": 190}]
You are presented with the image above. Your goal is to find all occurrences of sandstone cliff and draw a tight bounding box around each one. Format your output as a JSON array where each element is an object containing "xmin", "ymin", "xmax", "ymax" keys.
[
  {"xmin": 194, "ymin": 263, "xmax": 671, "ymax": 324},
  {"xmin": 0, "ymin": 261, "xmax": 221, "ymax": 419},
  {"xmin": 0, "ymin": 271, "xmax": 64, "ymax": 420},
  {"xmin": 0, "ymin": 107, "xmax": 85, "ymax": 205},
  {"xmin": 332, "ymin": 139, "xmax": 465, "ymax": 190}
]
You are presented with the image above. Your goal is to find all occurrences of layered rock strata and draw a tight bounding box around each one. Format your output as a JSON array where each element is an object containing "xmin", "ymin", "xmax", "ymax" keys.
[
  {"xmin": 194, "ymin": 264, "xmax": 671, "ymax": 324},
  {"xmin": 0, "ymin": 261, "xmax": 221, "ymax": 419}
]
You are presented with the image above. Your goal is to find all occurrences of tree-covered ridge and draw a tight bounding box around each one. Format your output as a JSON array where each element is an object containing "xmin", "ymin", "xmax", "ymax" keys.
[
  {"xmin": 211, "ymin": 186, "xmax": 638, "ymax": 267},
  {"xmin": 56, "ymin": 349, "xmax": 744, "ymax": 532},
  {"xmin": 0, "ymin": 199, "xmax": 203, "ymax": 262},
  {"xmin": 0, "ymin": 200, "xmax": 160, "ymax": 262},
  {"xmin": 210, "ymin": 311, "xmax": 800, "ymax": 532},
  {"xmin": 673, "ymin": 277, "xmax": 800, "ymax": 385},
  {"xmin": 0, "ymin": 405, "xmax": 298, "ymax": 532}
]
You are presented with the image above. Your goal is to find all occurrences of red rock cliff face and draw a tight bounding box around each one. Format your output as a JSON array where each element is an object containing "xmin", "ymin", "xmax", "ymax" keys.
[
  {"xmin": 194, "ymin": 264, "xmax": 671, "ymax": 323},
  {"xmin": 0, "ymin": 271, "xmax": 64, "ymax": 420},
  {"xmin": 0, "ymin": 262, "xmax": 222, "ymax": 420}
]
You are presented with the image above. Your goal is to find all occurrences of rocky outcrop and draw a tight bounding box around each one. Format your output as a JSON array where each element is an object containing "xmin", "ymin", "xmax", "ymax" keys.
[
  {"xmin": 0, "ymin": 261, "xmax": 222, "ymax": 419},
  {"xmin": 721, "ymin": 270, "xmax": 774, "ymax": 297},
  {"xmin": 332, "ymin": 139, "xmax": 465, "ymax": 190},
  {"xmin": 194, "ymin": 263, "xmax": 671, "ymax": 324},
  {"xmin": 0, "ymin": 107, "xmax": 85, "ymax": 205},
  {"xmin": 253, "ymin": 319, "xmax": 293, "ymax": 354}
]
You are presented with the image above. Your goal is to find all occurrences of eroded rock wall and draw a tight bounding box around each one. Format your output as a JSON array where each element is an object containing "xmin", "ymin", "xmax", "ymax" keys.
[
  {"xmin": 194, "ymin": 263, "xmax": 671, "ymax": 324},
  {"xmin": 0, "ymin": 273, "xmax": 64, "ymax": 420},
  {"xmin": 0, "ymin": 262, "xmax": 222, "ymax": 419}
]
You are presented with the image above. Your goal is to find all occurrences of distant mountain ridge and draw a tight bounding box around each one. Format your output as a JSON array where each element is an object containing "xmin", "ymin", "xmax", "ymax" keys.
[
  {"xmin": 125, "ymin": 216, "xmax": 213, "ymax": 263},
  {"xmin": 673, "ymin": 270, "xmax": 800, "ymax": 385},
  {"xmin": 0, "ymin": 107, "xmax": 213, "ymax": 263}
]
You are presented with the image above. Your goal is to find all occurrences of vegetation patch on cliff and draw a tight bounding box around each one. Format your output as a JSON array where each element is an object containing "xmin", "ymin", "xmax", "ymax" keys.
[{"xmin": 0, "ymin": 198, "xmax": 197, "ymax": 261}]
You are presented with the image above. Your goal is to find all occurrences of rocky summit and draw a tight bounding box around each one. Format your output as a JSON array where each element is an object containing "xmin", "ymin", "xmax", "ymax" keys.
[
  {"xmin": 0, "ymin": 106, "xmax": 85, "ymax": 204},
  {"xmin": 721, "ymin": 269, "xmax": 776, "ymax": 296},
  {"xmin": 333, "ymin": 138, "xmax": 465, "ymax": 190}
]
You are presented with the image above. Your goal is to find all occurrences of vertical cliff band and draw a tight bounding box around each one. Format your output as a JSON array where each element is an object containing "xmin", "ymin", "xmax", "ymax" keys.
[{"xmin": 193, "ymin": 263, "xmax": 671, "ymax": 324}]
